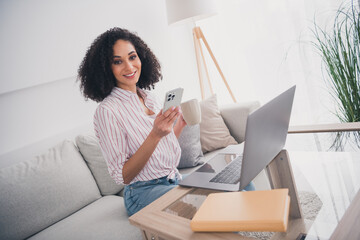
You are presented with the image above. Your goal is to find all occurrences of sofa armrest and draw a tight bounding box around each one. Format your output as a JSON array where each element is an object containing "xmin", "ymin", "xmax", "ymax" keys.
[{"xmin": 220, "ymin": 101, "xmax": 260, "ymax": 143}]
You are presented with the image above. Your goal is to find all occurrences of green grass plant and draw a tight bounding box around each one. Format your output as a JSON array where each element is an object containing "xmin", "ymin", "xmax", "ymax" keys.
[{"xmin": 312, "ymin": 1, "xmax": 360, "ymax": 149}]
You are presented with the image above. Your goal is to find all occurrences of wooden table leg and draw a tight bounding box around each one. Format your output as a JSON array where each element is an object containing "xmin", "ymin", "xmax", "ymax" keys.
[{"xmin": 266, "ymin": 149, "xmax": 303, "ymax": 219}]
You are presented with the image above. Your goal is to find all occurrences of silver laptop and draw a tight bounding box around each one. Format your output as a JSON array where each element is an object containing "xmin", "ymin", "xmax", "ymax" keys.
[{"xmin": 179, "ymin": 86, "xmax": 296, "ymax": 191}]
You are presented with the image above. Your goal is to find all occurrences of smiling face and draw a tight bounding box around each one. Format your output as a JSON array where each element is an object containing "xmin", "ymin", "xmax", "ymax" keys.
[{"xmin": 111, "ymin": 39, "xmax": 142, "ymax": 92}]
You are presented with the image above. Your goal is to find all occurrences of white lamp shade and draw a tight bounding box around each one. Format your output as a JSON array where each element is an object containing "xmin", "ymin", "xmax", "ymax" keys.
[{"xmin": 165, "ymin": 0, "xmax": 217, "ymax": 25}]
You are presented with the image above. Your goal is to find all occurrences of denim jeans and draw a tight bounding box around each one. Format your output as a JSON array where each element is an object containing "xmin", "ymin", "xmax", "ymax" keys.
[
  {"xmin": 124, "ymin": 174, "xmax": 256, "ymax": 216},
  {"xmin": 242, "ymin": 181, "xmax": 255, "ymax": 191},
  {"xmin": 124, "ymin": 176, "xmax": 178, "ymax": 216}
]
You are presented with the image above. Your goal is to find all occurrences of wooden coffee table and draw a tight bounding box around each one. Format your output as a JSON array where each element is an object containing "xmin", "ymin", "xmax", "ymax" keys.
[{"xmin": 129, "ymin": 150, "xmax": 360, "ymax": 240}]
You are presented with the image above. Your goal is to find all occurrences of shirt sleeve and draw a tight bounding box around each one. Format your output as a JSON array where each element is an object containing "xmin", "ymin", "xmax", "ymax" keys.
[{"xmin": 94, "ymin": 106, "xmax": 128, "ymax": 184}]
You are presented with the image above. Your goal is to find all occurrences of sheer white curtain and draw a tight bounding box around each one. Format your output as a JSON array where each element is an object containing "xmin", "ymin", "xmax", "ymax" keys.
[{"xmin": 196, "ymin": 0, "xmax": 347, "ymax": 125}]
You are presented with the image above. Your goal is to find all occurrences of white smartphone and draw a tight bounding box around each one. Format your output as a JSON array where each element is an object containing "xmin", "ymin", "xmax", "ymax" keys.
[{"xmin": 163, "ymin": 88, "xmax": 184, "ymax": 112}]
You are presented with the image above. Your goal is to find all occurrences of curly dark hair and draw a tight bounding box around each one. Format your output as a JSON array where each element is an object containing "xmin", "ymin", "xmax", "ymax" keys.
[{"xmin": 77, "ymin": 27, "xmax": 162, "ymax": 102}]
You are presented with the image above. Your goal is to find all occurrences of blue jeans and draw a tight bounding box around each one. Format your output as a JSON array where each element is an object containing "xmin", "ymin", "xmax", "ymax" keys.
[
  {"xmin": 124, "ymin": 175, "xmax": 255, "ymax": 216},
  {"xmin": 124, "ymin": 176, "xmax": 178, "ymax": 216},
  {"xmin": 242, "ymin": 181, "xmax": 255, "ymax": 191}
]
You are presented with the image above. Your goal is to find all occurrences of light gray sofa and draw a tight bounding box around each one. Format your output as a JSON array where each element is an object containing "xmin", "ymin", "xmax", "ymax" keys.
[{"xmin": 0, "ymin": 100, "xmax": 259, "ymax": 240}]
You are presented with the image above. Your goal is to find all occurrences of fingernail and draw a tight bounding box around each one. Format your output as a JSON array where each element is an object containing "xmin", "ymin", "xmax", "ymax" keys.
[{"xmin": 171, "ymin": 106, "xmax": 175, "ymax": 110}]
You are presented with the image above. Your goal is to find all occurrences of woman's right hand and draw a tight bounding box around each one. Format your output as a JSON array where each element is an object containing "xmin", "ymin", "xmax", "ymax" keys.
[
  {"xmin": 150, "ymin": 107, "xmax": 180, "ymax": 139},
  {"xmin": 122, "ymin": 106, "xmax": 180, "ymax": 184}
]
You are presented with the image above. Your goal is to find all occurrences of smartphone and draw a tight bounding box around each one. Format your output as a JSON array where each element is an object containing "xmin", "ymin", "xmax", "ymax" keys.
[{"xmin": 163, "ymin": 88, "xmax": 184, "ymax": 112}]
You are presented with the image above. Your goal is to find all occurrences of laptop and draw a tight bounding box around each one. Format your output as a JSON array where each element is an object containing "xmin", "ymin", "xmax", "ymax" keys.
[{"xmin": 179, "ymin": 85, "xmax": 296, "ymax": 191}]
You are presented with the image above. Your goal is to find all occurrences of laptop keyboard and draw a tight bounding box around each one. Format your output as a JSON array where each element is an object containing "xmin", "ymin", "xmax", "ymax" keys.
[{"xmin": 209, "ymin": 156, "xmax": 242, "ymax": 184}]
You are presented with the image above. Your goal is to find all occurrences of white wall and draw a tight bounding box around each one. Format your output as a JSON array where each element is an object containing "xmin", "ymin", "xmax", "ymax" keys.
[
  {"xmin": 0, "ymin": 0, "xmax": 191, "ymax": 94},
  {"xmin": 0, "ymin": 0, "xmax": 201, "ymax": 155},
  {"xmin": 0, "ymin": 0, "xmax": 348, "ymax": 157},
  {"xmin": 196, "ymin": 0, "xmax": 344, "ymax": 125}
]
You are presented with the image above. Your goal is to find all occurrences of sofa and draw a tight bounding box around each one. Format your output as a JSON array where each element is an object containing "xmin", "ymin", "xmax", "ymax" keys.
[{"xmin": 0, "ymin": 95, "xmax": 260, "ymax": 240}]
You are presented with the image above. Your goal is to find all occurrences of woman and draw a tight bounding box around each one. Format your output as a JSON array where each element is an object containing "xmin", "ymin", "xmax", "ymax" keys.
[{"xmin": 78, "ymin": 27, "xmax": 187, "ymax": 216}]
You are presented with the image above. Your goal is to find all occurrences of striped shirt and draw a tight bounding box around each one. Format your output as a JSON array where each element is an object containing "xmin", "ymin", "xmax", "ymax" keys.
[{"xmin": 94, "ymin": 87, "xmax": 181, "ymax": 185}]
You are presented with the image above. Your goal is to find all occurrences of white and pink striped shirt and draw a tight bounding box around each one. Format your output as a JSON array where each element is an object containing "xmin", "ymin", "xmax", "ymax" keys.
[{"xmin": 94, "ymin": 87, "xmax": 181, "ymax": 185}]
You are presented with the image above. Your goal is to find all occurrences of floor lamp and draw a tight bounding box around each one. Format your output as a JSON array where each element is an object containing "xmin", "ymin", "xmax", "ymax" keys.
[{"xmin": 166, "ymin": 0, "xmax": 237, "ymax": 102}]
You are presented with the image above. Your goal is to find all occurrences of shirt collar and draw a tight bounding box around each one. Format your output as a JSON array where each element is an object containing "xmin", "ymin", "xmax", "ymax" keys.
[{"xmin": 110, "ymin": 87, "xmax": 148, "ymax": 102}]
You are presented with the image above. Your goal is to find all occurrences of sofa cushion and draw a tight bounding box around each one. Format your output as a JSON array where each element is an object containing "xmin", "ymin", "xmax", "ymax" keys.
[
  {"xmin": 0, "ymin": 140, "xmax": 101, "ymax": 240},
  {"xmin": 220, "ymin": 101, "xmax": 260, "ymax": 143},
  {"xmin": 177, "ymin": 124, "xmax": 204, "ymax": 169},
  {"xmin": 199, "ymin": 94, "xmax": 238, "ymax": 153},
  {"xmin": 28, "ymin": 195, "xmax": 142, "ymax": 240},
  {"xmin": 75, "ymin": 134, "xmax": 124, "ymax": 195}
]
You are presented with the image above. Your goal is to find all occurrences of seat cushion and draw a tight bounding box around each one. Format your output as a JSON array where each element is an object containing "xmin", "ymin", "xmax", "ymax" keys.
[
  {"xmin": 29, "ymin": 196, "xmax": 142, "ymax": 240},
  {"xmin": 0, "ymin": 140, "xmax": 101, "ymax": 240}
]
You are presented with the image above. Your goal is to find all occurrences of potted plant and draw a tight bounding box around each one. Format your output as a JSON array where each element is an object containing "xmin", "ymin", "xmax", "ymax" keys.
[{"xmin": 312, "ymin": 1, "xmax": 360, "ymax": 150}]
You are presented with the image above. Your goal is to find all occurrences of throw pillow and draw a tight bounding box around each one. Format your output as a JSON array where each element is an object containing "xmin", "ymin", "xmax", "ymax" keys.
[
  {"xmin": 75, "ymin": 134, "xmax": 124, "ymax": 195},
  {"xmin": 177, "ymin": 124, "xmax": 204, "ymax": 169},
  {"xmin": 199, "ymin": 94, "xmax": 238, "ymax": 153}
]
